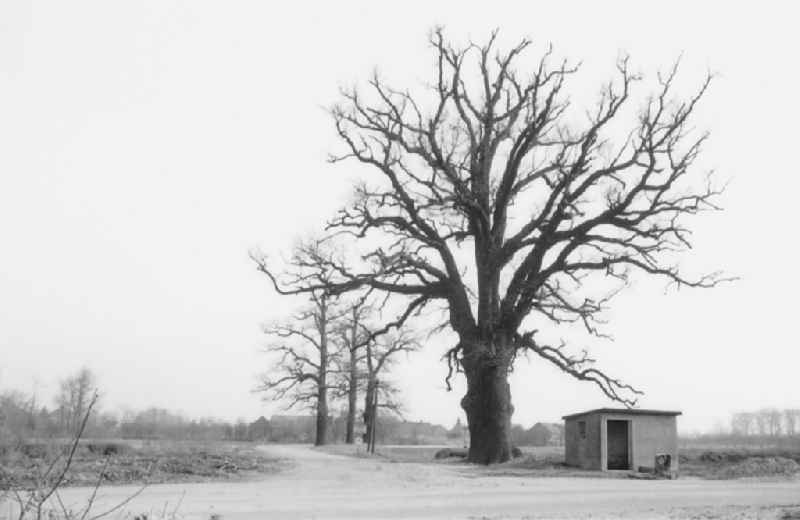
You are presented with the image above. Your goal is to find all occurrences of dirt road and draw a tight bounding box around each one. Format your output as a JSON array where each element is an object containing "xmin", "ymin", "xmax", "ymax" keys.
[{"xmin": 49, "ymin": 444, "xmax": 800, "ymax": 519}]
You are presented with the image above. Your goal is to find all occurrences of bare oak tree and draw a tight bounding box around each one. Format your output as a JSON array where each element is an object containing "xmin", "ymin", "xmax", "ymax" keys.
[
  {"xmin": 360, "ymin": 329, "xmax": 419, "ymax": 447},
  {"xmin": 254, "ymin": 242, "xmax": 345, "ymax": 446},
  {"xmin": 335, "ymin": 296, "xmax": 372, "ymax": 444},
  {"xmin": 261, "ymin": 29, "xmax": 726, "ymax": 463},
  {"xmin": 331, "ymin": 293, "xmax": 418, "ymax": 445}
]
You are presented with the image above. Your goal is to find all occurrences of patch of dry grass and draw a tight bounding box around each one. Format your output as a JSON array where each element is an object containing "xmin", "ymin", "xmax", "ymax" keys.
[
  {"xmin": 0, "ymin": 439, "xmax": 287, "ymax": 489},
  {"xmin": 680, "ymin": 448, "xmax": 800, "ymax": 480},
  {"xmin": 317, "ymin": 443, "xmax": 460, "ymax": 462}
]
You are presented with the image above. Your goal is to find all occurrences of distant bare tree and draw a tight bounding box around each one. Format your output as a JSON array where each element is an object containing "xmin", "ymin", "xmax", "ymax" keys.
[
  {"xmin": 55, "ymin": 367, "xmax": 97, "ymax": 436},
  {"xmin": 0, "ymin": 390, "xmax": 38, "ymax": 440},
  {"xmin": 335, "ymin": 296, "xmax": 373, "ymax": 444},
  {"xmin": 754, "ymin": 410, "xmax": 770, "ymax": 437},
  {"xmin": 253, "ymin": 241, "xmax": 345, "ymax": 446},
  {"xmin": 731, "ymin": 412, "xmax": 755, "ymax": 437},
  {"xmin": 361, "ymin": 329, "xmax": 419, "ymax": 446},
  {"xmin": 766, "ymin": 408, "xmax": 783, "ymax": 437},
  {"xmin": 785, "ymin": 409, "xmax": 800, "ymax": 437},
  {"xmin": 329, "ymin": 292, "xmax": 419, "ymax": 445},
  {"xmin": 751, "ymin": 408, "xmax": 784, "ymax": 437}
]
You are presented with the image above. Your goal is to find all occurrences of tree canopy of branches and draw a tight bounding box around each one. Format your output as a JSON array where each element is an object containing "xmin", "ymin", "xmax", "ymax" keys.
[{"xmin": 259, "ymin": 28, "xmax": 726, "ymax": 463}]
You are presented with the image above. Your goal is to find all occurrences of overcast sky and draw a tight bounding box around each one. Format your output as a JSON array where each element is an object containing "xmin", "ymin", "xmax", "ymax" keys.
[{"xmin": 1, "ymin": 1, "xmax": 798, "ymax": 434}]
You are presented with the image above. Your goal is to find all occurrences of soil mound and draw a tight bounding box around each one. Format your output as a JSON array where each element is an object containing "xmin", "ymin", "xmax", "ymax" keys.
[{"xmin": 717, "ymin": 456, "xmax": 800, "ymax": 479}]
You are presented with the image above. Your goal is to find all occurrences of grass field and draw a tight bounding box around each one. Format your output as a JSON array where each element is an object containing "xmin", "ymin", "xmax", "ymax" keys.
[
  {"xmin": 6, "ymin": 437, "xmax": 798, "ymax": 493},
  {"xmin": 0, "ymin": 439, "xmax": 287, "ymax": 489},
  {"xmin": 318, "ymin": 444, "xmax": 574, "ymax": 465},
  {"xmin": 320, "ymin": 443, "xmax": 800, "ymax": 480},
  {"xmin": 680, "ymin": 447, "xmax": 800, "ymax": 479},
  {"xmin": 324, "ymin": 444, "xmax": 461, "ymax": 462}
]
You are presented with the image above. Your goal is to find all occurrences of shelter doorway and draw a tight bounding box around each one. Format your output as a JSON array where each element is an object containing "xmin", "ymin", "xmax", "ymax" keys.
[{"xmin": 606, "ymin": 420, "xmax": 630, "ymax": 470}]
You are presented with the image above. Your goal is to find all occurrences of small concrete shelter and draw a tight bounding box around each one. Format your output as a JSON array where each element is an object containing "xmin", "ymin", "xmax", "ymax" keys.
[{"xmin": 562, "ymin": 408, "xmax": 681, "ymax": 472}]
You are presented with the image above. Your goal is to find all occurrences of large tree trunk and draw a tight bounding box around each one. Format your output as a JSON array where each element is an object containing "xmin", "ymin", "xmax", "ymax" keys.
[
  {"xmin": 345, "ymin": 346, "xmax": 358, "ymax": 444},
  {"xmin": 460, "ymin": 336, "xmax": 514, "ymax": 464}
]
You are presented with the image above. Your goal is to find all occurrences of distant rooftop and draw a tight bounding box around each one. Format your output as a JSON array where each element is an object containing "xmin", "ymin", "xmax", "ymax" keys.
[{"xmin": 561, "ymin": 408, "xmax": 682, "ymax": 420}]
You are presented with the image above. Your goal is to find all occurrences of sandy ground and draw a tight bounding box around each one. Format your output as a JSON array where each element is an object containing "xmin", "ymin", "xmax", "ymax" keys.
[{"xmin": 31, "ymin": 444, "xmax": 800, "ymax": 519}]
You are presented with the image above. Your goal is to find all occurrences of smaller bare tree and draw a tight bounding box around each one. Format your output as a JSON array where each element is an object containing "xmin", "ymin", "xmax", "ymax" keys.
[
  {"xmin": 754, "ymin": 410, "xmax": 770, "ymax": 437},
  {"xmin": 334, "ymin": 295, "xmax": 373, "ymax": 444},
  {"xmin": 253, "ymin": 241, "xmax": 346, "ymax": 446},
  {"xmin": 361, "ymin": 329, "xmax": 419, "ymax": 446},
  {"xmin": 55, "ymin": 368, "xmax": 96, "ymax": 436},
  {"xmin": 731, "ymin": 412, "xmax": 755, "ymax": 437},
  {"xmin": 766, "ymin": 408, "xmax": 783, "ymax": 437},
  {"xmin": 785, "ymin": 409, "xmax": 800, "ymax": 437}
]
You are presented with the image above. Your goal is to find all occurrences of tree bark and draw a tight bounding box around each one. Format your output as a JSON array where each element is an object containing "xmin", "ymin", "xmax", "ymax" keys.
[
  {"xmin": 362, "ymin": 377, "xmax": 376, "ymax": 445},
  {"xmin": 315, "ymin": 379, "xmax": 328, "ymax": 446},
  {"xmin": 345, "ymin": 345, "xmax": 358, "ymax": 444},
  {"xmin": 460, "ymin": 336, "xmax": 514, "ymax": 464},
  {"xmin": 315, "ymin": 300, "xmax": 329, "ymax": 446}
]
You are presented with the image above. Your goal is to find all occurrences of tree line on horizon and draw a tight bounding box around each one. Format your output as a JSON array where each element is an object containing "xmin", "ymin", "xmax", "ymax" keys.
[
  {"xmin": 0, "ymin": 367, "xmax": 564, "ymax": 447},
  {"xmin": 0, "ymin": 368, "xmax": 251, "ymax": 442},
  {"xmin": 678, "ymin": 408, "xmax": 800, "ymax": 450},
  {"xmin": 729, "ymin": 409, "xmax": 800, "ymax": 438},
  {"xmin": 252, "ymin": 414, "xmax": 563, "ymax": 447}
]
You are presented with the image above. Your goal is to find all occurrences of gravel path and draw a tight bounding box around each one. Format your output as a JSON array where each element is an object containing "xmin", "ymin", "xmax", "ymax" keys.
[{"xmin": 42, "ymin": 444, "xmax": 800, "ymax": 519}]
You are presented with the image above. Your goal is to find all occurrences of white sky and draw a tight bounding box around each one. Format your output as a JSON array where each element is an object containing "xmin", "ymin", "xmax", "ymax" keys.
[{"xmin": 1, "ymin": 1, "xmax": 798, "ymax": 434}]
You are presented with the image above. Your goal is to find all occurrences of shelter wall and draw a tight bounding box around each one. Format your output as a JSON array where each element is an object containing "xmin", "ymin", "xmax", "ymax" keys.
[{"xmin": 564, "ymin": 414, "xmax": 602, "ymax": 470}]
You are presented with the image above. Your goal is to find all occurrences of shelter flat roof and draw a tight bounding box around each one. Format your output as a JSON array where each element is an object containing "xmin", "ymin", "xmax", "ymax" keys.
[{"xmin": 561, "ymin": 408, "xmax": 682, "ymax": 420}]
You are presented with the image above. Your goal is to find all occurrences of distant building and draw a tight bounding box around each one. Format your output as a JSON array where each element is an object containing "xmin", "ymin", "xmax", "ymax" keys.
[
  {"xmin": 249, "ymin": 416, "xmax": 271, "ymax": 441},
  {"xmin": 562, "ymin": 408, "xmax": 680, "ymax": 472},
  {"xmin": 389, "ymin": 419, "xmax": 449, "ymax": 445},
  {"xmin": 528, "ymin": 422, "xmax": 564, "ymax": 446},
  {"xmin": 269, "ymin": 415, "xmax": 316, "ymax": 443}
]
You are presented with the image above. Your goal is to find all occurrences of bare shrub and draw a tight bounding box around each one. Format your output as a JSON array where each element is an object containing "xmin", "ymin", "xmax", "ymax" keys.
[{"xmin": 1, "ymin": 394, "xmax": 149, "ymax": 520}]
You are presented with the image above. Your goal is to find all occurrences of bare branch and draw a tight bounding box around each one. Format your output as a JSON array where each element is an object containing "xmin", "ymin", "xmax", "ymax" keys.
[{"xmin": 516, "ymin": 330, "xmax": 643, "ymax": 405}]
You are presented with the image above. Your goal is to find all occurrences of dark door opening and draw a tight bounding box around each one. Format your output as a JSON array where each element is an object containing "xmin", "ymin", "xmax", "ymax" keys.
[{"xmin": 607, "ymin": 420, "xmax": 630, "ymax": 470}]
